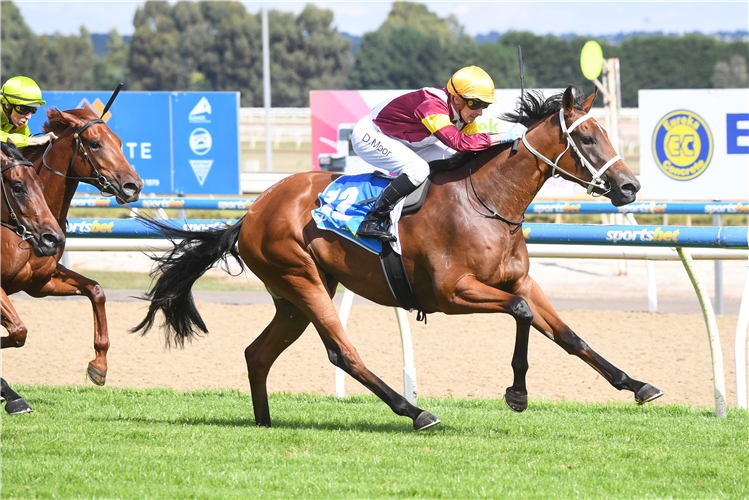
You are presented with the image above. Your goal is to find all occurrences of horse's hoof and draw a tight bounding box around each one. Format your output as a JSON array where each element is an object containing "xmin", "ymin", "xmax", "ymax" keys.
[
  {"xmin": 5, "ymin": 398, "xmax": 33, "ymax": 415},
  {"xmin": 413, "ymin": 410, "xmax": 440, "ymax": 431},
  {"xmin": 504, "ymin": 387, "xmax": 528, "ymax": 412},
  {"xmin": 87, "ymin": 363, "xmax": 107, "ymax": 386},
  {"xmin": 635, "ymin": 383, "xmax": 663, "ymax": 405}
]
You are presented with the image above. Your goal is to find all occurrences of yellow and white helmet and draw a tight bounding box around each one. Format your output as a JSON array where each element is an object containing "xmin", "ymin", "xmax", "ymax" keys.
[
  {"xmin": 447, "ymin": 66, "xmax": 497, "ymax": 104},
  {"xmin": 1, "ymin": 76, "xmax": 46, "ymax": 108}
]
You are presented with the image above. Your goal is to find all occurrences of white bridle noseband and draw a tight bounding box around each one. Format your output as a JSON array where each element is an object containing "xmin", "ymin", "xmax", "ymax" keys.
[{"xmin": 521, "ymin": 108, "xmax": 622, "ymax": 195}]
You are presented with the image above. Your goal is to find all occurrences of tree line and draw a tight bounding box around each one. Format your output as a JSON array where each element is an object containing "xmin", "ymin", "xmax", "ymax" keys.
[{"xmin": 2, "ymin": 1, "xmax": 747, "ymax": 107}]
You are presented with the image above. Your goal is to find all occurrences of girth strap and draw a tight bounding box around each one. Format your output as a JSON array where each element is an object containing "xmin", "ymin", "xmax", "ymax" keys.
[{"xmin": 379, "ymin": 243, "xmax": 427, "ymax": 323}]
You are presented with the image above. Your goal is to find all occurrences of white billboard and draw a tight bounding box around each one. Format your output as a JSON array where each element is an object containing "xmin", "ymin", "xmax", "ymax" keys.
[{"xmin": 639, "ymin": 89, "xmax": 749, "ymax": 201}]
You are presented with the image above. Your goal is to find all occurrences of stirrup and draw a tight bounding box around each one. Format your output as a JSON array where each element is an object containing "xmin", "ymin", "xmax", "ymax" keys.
[{"xmin": 357, "ymin": 219, "xmax": 396, "ymax": 242}]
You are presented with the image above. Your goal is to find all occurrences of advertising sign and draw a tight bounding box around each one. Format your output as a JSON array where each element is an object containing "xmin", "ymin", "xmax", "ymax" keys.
[
  {"xmin": 310, "ymin": 88, "xmax": 578, "ymax": 199},
  {"xmin": 639, "ymin": 89, "xmax": 749, "ymax": 201},
  {"xmin": 30, "ymin": 91, "xmax": 240, "ymax": 195}
]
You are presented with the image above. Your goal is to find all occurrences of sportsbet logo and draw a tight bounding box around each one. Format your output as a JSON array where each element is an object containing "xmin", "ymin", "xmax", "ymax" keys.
[
  {"xmin": 652, "ymin": 110, "xmax": 713, "ymax": 181},
  {"xmin": 522, "ymin": 226, "xmax": 680, "ymax": 243},
  {"xmin": 67, "ymin": 219, "xmax": 114, "ymax": 233},
  {"xmin": 605, "ymin": 227, "xmax": 680, "ymax": 243}
]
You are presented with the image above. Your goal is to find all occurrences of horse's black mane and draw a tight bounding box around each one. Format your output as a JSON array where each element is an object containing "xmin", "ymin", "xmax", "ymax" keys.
[
  {"xmin": 1, "ymin": 140, "xmax": 27, "ymax": 162},
  {"xmin": 429, "ymin": 86, "xmax": 588, "ymax": 173}
]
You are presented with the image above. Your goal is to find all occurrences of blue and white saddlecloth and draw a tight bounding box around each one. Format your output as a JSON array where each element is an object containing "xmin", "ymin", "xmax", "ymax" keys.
[{"xmin": 311, "ymin": 172, "xmax": 403, "ymax": 255}]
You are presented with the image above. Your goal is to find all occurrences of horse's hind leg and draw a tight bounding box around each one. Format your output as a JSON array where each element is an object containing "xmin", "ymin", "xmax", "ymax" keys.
[
  {"xmin": 245, "ymin": 297, "xmax": 312, "ymax": 427},
  {"xmin": 524, "ymin": 278, "xmax": 663, "ymax": 404},
  {"xmin": 1, "ymin": 378, "xmax": 33, "ymax": 414},
  {"xmin": 257, "ymin": 271, "xmax": 438, "ymax": 430}
]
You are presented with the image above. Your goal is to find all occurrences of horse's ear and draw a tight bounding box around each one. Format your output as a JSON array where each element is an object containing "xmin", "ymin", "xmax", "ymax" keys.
[
  {"xmin": 58, "ymin": 109, "xmax": 86, "ymax": 128},
  {"xmin": 47, "ymin": 107, "xmax": 63, "ymax": 121},
  {"xmin": 562, "ymin": 86, "xmax": 575, "ymax": 115},
  {"xmin": 581, "ymin": 88, "xmax": 597, "ymax": 113}
]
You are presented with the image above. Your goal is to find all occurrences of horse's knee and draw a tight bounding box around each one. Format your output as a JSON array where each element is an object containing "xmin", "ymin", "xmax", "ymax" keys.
[
  {"xmin": 511, "ymin": 298, "xmax": 534, "ymax": 324},
  {"xmin": 245, "ymin": 344, "xmax": 268, "ymax": 380},
  {"xmin": 89, "ymin": 283, "xmax": 106, "ymax": 304}
]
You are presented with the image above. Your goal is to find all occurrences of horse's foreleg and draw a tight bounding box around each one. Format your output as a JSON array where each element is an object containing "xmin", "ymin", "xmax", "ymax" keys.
[
  {"xmin": 245, "ymin": 297, "xmax": 311, "ymax": 427},
  {"xmin": 29, "ymin": 265, "xmax": 109, "ymax": 386},
  {"xmin": 524, "ymin": 278, "xmax": 663, "ymax": 404},
  {"xmin": 1, "ymin": 378, "xmax": 32, "ymax": 414},
  {"xmin": 445, "ymin": 277, "xmax": 533, "ymax": 412},
  {"xmin": 1, "ymin": 288, "xmax": 29, "ymax": 348}
]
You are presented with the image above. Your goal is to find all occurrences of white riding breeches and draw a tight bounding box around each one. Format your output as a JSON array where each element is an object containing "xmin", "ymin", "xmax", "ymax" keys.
[{"xmin": 351, "ymin": 116, "xmax": 456, "ymax": 185}]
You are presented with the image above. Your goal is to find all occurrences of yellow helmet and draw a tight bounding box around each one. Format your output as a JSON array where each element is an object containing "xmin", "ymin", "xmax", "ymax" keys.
[
  {"xmin": 447, "ymin": 66, "xmax": 497, "ymax": 104},
  {"xmin": 1, "ymin": 76, "xmax": 46, "ymax": 107}
]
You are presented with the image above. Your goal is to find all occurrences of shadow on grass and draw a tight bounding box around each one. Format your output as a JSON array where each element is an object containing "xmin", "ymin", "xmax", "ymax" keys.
[{"xmin": 90, "ymin": 413, "xmax": 456, "ymax": 434}]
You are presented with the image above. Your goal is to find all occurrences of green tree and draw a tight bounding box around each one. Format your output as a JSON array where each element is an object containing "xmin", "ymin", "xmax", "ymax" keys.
[
  {"xmin": 37, "ymin": 27, "xmax": 97, "ymax": 90},
  {"xmin": 127, "ymin": 1, "xmax": 188, "ymax": 91},
  {"xmin": 346, "ymin": 2, "xmax": 479, "ymax": 90},
  {"xmin": 265, "ymin": 5, "xmax": 353, "ymax": 106},
  {"xmin": 93, "ymin": 29, "xmax": 128, "ymax": 90},
  {"xmin": 1, "ymin": 1, "xmax": 47, "ymax": 83}
]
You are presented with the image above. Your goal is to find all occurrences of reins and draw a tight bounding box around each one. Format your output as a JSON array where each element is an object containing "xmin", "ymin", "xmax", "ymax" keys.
[
  {"xmin": 1, "ymin": 157, "xmax": 38, "ymax": 242},
  {"xmin": 468, "ymin": 159, "xmax": 525, "ymax": 235}
]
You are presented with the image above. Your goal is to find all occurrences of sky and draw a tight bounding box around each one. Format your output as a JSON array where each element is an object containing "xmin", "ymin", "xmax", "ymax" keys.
[{"xmin": 14, "ymin": 0, "xmax": 749, "ymax": 38}]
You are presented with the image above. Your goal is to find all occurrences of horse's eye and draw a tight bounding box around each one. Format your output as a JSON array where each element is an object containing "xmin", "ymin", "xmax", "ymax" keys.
[
  {"xmin": 11, "ymin": 181, "xmax": 26, "ymax": 196},
  {"xmin": 581, "ymin": 136, "xmax": 595, "ymax": 145},
  {"xmin": 90, "ymin": 140, "xmax": 101, "ymax": 149}
]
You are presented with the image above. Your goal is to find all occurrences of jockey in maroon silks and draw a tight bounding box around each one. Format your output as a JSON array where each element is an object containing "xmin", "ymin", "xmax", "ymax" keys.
[{"xmin": 351, "ymin": 65, "xmax": 526, "ymax": 242}]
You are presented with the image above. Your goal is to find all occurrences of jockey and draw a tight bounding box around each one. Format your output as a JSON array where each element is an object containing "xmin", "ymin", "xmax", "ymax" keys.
[
  {"xmin": 1, "ymin": 76, "xmax": 57, "ymax": 147},
  {"xmin": 352, "ymin": 65, "xmax": 527, "ymax": 242}
]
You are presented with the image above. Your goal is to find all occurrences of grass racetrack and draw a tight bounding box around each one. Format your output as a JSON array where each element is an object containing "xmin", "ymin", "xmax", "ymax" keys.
[{"xmin": 1, "ymin": 386, "xmax": 747, "ymax": 499}]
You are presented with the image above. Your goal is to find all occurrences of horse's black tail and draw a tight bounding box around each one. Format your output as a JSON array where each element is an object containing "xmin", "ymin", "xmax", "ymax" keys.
[{"xmin": 130, "ymin": 215, "xmax": 246, "ymax": 348}]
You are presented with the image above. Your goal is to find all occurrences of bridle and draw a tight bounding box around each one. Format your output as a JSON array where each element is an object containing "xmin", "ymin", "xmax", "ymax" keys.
[
  {"xmin": 467, "ymin": 106, "xmax": 621, "ymax": 233},
  {"xmin": 522, "ymin": 108, "xmax": 622, "ymax": 196},
  {"xmin": 39, "ymin": 83, "xmax": 125, "ymax": 199},
  {"xmin": 40, "ymin": 117, "xmax": 119, "ymax": 197},
  {"xmin": 1, "ymin": 157, "xmax": 38, "ymax": 241}
]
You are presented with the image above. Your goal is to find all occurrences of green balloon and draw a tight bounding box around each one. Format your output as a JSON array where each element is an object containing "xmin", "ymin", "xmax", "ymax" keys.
[{"xmin": 580, "ymin": 41, "xmax": 604, "ymax": 80}]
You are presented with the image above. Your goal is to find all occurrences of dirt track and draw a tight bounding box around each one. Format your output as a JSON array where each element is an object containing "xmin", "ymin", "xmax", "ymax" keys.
[
  {"xmin": 0, "ymin": 252, "xmax": 747, "ymax": 411},
  {"xmin": 3, "ymin": 254, "xmax": 746, "ymax": 409}
]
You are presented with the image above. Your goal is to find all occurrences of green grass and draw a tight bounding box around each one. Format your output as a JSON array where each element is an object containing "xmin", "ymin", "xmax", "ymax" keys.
[{"xmin": 2, "ymin": 386, "xmax": 747, "ymax": 499}]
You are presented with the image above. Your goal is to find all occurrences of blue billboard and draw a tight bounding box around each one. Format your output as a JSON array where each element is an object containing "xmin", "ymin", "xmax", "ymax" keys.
[{"xmin": 31, "ymin": 91, "xmax": 240, "ymax": 195}]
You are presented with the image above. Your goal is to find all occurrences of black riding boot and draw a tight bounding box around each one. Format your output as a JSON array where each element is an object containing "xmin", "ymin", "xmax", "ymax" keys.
[{"xmin": 357, "ymin": 174, "xmax": 418, "ymax": 242}]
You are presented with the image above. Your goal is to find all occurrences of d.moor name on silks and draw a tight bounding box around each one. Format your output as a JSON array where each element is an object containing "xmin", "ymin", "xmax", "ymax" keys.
[{"xmin": 606, "ymin": 227, "xmax": 680, "ymax": 243}]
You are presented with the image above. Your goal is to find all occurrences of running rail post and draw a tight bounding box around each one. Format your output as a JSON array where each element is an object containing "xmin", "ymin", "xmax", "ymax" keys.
[
  {"xmin": 394, "ymin": 307, "xmax": 417, "ymax": 405},
  {"xmin": 677, "ymin": 247, "xmax": 727, "ymax": 418},
  {"xmin": 735, "ymin": 256, "xmax": 749, "ymax": 409},
  {"xmin": 335, "ymin": 288, "xmax": 355, "ymax": 397}
]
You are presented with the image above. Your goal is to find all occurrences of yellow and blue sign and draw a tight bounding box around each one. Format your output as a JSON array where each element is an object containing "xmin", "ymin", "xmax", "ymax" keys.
[{"xmin": 651, "ymin": 110, "xmax": 713, "ymax": 181}]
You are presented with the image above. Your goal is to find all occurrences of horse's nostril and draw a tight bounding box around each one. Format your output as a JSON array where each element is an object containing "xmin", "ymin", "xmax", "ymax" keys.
[
  {"xmin": 42, "ymin": 233, "xmax": 60, "ymax": 248},
  {"xmin": 621, "ymin": 182, "xmax": 638, "ymax": 195},
  {"xmin": 123, "ymin": 182, "xmax": 141, "ymax": 196}
]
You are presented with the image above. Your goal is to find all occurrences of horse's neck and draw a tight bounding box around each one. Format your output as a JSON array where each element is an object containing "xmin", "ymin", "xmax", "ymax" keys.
[
  {"xmin": 34, "ymin": 144, "xmax": 79, "ymax": 224},
  {"xmin": 472, "ymin": 125, "xmax": 567, "ymax": 221},
  {"xmin": 470, "ymin": 147, "xmax": 548, "ymax": 222}
]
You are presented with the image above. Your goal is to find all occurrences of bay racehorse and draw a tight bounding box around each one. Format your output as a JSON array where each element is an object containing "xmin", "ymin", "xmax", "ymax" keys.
[
  {"xmin": 134, "ymin": 86, "xmax": 663, "ymax": 429},
  {"xmin": 1, "ymin": 140, "xmax": 65, "ymax": 414},
  {"xmin": 1, "ymin": 106, "xmax": 143, "ymax": 385}
]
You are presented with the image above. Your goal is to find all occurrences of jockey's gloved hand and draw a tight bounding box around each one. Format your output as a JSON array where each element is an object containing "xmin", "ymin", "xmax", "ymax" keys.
[{"xmin": 498, "ymin": 123, "xmax": 527, "ymax": 144}]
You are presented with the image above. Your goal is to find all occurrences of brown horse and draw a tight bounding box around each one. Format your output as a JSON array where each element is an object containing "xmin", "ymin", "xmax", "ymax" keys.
[
  {"xmin": 1, "ymin": 106, "xmax": 143, "ymax": 385},
  {"xmin": 1, "ymin": 140, "xmax": 65, "ymax": 414},
  {"xmin": 134, "ymin": 86, "xmax": 662, "ymax": 429}
]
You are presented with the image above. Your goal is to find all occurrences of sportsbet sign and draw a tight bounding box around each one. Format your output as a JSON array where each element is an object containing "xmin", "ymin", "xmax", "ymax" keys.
[{"xmin": 639, "ymin": 89, "xmax": 748, "ymax": 201}]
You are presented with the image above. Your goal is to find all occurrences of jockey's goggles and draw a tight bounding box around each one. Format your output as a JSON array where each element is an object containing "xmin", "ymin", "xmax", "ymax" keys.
[
  {"xmin": 12, "ymin": 104, "xmax": 38, "ymax": 115},
  {"xmin": 464, "ymin": 98, "xmax": 490, "ymax": 110}
]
